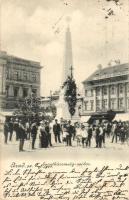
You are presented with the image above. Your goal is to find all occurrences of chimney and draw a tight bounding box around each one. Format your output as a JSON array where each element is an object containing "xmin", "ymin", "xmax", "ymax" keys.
[
  {"xmin": 97, "ymin": 64, "xmax": 103, "ymax": 70},
  {"xmin": 108, "ymin": 59, "xmax": 120, "ymax": 67}
]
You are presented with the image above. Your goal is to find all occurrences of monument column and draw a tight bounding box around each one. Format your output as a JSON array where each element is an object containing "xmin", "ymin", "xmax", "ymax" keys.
[
  {"xmin": 62, "ymin": 21, "xmax": 73, "ymax": 84},
  {"xmin": 56, "ymin": 20, "xmax": 74, "ymax": 120}
]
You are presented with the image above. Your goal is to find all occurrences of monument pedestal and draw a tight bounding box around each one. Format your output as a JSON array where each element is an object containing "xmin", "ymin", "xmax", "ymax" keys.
[{"xmin": 56, "ymin": 88, "xmax": 71, "ymax": 121}]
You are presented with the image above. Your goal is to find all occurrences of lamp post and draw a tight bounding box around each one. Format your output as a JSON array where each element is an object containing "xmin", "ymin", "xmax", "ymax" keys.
[{"xmin": 50, "ymin": 90, "xmax": 52, "ymax": 108}]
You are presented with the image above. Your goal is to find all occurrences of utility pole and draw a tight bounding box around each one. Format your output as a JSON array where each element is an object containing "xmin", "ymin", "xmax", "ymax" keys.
[{"xmin": 69, "ymin": 65, "xmax": 74, "ymax": 79}]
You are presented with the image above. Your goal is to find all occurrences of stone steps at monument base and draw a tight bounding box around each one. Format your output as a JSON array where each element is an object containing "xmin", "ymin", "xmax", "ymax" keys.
[{"xmin": 71, "ymin": 114, "xmax": 80, "ymax": 123}]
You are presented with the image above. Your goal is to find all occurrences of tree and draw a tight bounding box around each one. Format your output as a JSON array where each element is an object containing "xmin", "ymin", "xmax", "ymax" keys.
[{"xmin": 13, "ymin": 93, "xmax": 41, "ymax": 121}]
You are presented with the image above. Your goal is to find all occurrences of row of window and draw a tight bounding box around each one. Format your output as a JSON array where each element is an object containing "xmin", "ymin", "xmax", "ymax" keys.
[
  {"xmin": 96, "ymin": 98, "xmax": 125, "ymax": 111},
  {"xmin": 85, "ymin": 84, "xmax": 129, "ymax": 97},
  {"xmin": 6, "ymin": 86, "xmax": 37, "ymax": 98},
  {"xmin": 85, "ymin": 89, "xmax": 93, "ymax": 97},
  {"xmin": 6, "ymin": 70, "xmax": 38, "ymax": 82},
  {"xmin": 84, "ymin": 100, "xmax": 94, "ymax": 111},
  {"xmin": 84, "ymin": 98, "xmax": 129, "ymax": 111}
]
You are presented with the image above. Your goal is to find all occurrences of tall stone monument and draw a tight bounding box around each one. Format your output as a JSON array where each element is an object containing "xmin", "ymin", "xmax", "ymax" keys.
[
  {"xmin": 62, "ymin": 24, "xmax": 73, "ymax": 84},
  {"xmin": 56, "ymin": 20, "xmax": 73, "ymax": 120}
]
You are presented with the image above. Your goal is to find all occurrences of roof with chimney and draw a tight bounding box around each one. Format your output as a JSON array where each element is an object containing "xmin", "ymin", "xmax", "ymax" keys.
[{"xmin": 83, "ymin": 63, "xmax": 129, "ymax": 84}]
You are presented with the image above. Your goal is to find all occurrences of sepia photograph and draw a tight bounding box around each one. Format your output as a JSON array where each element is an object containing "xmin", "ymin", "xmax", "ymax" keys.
[{"xmin": 0, "ymin": 0, "xmax": 129, "ymax": 199}]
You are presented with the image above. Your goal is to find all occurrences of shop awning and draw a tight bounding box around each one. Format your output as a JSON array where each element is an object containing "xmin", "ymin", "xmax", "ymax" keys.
[
  {"xmin": 80, "ymin": 115, "xmax": 91, "ymax": 123},
  {"xmin": 0, "ymin": 111, "xmax": 13, "ymax": 117},
  {"xmin": 113, "ymin": 113, "xmax": 129, "ymax": 122},
  {"xmin": 0, "ymin": 111, "xmax": 13, "ymax": 123}
]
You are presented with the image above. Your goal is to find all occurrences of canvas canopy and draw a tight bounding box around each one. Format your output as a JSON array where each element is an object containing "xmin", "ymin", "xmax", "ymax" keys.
[{"xmin": 113, "ymin": 113, "xmax": 129, "ymax": 122}]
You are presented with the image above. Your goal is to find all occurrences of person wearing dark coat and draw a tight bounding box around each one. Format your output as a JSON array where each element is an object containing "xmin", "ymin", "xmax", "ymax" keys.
[
  {"xmin": 120, "ymin": 127, "xmax": 126, "ymax": 144},
  {"xmin": 8, "ymin": 118, "xmax": 14, "ymax": 141},
  {"xmin": 39, "ymin": 122, "xmax": 49, "ymax": 148},
  {"xmin": 18, "ymin": 121, "xmax": 26, "ymax": 152},
  {"xmin": 31, "ymin": 122, "xmax": 38, "ymax": 149},
  {"xmin": 72, "ymin": 124, "xmax": 76, "ymax": 141},
  {"xmin": 95, "ymin": 125, "xmax": 100, "ymax": 148},
  {"xmin": 4, "ymin": 120, "xmax": 9, "ymax": 144},
  {"xmin": 102, "ymin": 125, "xmax": 106, "ymax": 147},
  {"xmin": 106, "ymin": 123, "xmax": 112, "ymax": 137},
  {"xmin": 66, "ymin": 120, "xmax": 73, "ymax": 146},
  {"xmin": 45, "ymin": 121, "xmax": 52, "ymax": 147},
  {"xmin": 53, "ymin": 119, "xmax": 61, "ymax": 143},
  {"xmin": 87, "ymin": 125, "xmax": 92, "ymax": 147}
]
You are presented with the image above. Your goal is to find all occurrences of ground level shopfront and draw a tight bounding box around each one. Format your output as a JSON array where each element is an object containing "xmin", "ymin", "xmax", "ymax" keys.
[{"xmin": 80, "ymin": 111, "xmax": 129, "ymax": 124}]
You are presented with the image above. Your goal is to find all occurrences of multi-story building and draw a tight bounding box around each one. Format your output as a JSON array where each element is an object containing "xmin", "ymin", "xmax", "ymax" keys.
[
  {"xmin": 82, "ymin": 63, "xmax": 129, "ymax": 121},
  {"xmin": 41, "ymin": 91, "xmax": 59, "ymax": 109},
  {"xmin": 0, "ymin": 51, "xmax": 42, "ymax": 110}
]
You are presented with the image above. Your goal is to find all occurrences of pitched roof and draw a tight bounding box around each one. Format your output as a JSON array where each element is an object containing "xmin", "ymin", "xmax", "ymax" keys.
[
  {"xmin": 0, "ymin": 50, "xmax": 42, "ymax": 68},
  {"xmin": 83, "ymin": 63, "xmax": 129, "ymax": 83}
]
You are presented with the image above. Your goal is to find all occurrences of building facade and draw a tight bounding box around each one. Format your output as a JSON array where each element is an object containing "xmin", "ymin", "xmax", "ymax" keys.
[
  {"xmin": 82, "ymin": 63, "xmax": 129, "ymax": 116},
  {"xmin": 41, "ymin": 91, "xmax": 59, "ymax": 109},
  {"xmin": 0, "ymin": 51, "xmax": 42, "ymax": 110}
]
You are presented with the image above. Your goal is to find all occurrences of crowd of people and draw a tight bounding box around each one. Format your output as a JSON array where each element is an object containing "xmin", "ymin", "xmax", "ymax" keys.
[{"xmin": 3, "ymin": 117, "xmax": 129, "ymax": 152}]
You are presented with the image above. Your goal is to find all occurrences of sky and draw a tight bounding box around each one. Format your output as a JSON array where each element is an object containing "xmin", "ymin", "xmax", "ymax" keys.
[{"xmin": 0, "ymin": 0, "xmax": 129, "ymax": 96}]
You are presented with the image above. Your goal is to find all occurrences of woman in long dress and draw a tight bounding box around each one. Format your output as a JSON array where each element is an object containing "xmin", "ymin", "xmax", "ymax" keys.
[
  {"xmin": 62, "ymin": 123, "xmax": 68, "ymax": 145},
  {"xmin": 39, "ymin": 121, "xmax": 49, "ymax": 148},
  {"xmin": 76, "ymin": 123, "xmax": 82, "ymax": 146}
]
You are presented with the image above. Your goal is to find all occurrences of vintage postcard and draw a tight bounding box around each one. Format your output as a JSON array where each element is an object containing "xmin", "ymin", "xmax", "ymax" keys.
[{"xmin": 0, "ymin": 0, "xmax": 129, "ymax": 199}]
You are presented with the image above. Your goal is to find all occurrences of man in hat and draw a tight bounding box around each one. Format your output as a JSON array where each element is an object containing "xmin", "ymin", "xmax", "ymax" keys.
[
  {"xmin": 98, "ymin": 124, "xmax": 104, "ymax": 148},
  {"xmin": 87, "ymin": 125, "xmax": 93, "ymax": 147},
  {"xmin": 18, "ymin": 120, "xmax": 26, "ymax": 152},
  {"xmin": 31, "ymin": 121, "xmax": 38, "ymax": 149},
  {"xmin": 8, "ymin": 118, "xmax": 14, "ymax": 141},
  {"xmin": 45, "ymin": 121, "xmax": 52, "ymax": 147},
  {"xmin": 53, "ymin": 119, "xmax": 61, "ymax": 143},
  {"xmin": 39, "ymin": 120, "xmax": 49, "ymax": 148},
  {"xmin": 4, "ymin": 120, "xmax": 9, "ymax": 144},
  {"xmin": 111, "ymin": 122, "xmax": 118, "ymax": 143},
  {"xmin": 95, "ymin": 124, "xmax": 100, "ymax": 148},
  {"xmin": 66, "ymin": 120, "xmax": 73, "ymax": 146}
]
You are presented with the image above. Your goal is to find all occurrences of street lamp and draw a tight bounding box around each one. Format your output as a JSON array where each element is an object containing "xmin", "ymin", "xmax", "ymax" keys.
[{"xmin": 50, "ymin": 90, "xmax": 52, "ymax": 108}]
